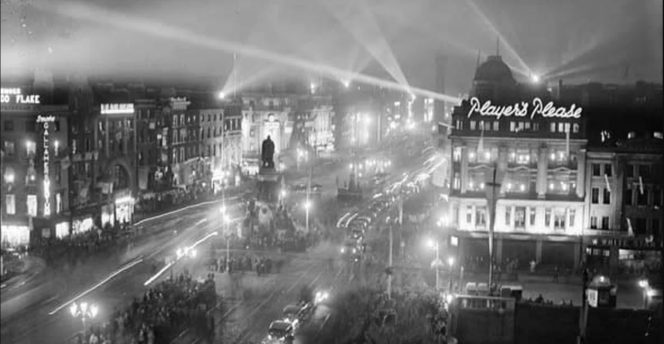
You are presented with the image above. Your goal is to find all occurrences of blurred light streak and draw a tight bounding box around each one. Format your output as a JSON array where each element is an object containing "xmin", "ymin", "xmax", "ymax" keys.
[
  {"xmin": 464, "ymin": 0, "xmax": 532, "ymax": 77},
  {"xmin": 48, "ymin": 258, "xmax": 144, "ymax": 315},
  {"xmin": 143, "ymin": 262, "xmax": 173, "ymax": 287},
  {"xmin": 40, "ymin": 1, "xmax": 461, "ymax": 104}
]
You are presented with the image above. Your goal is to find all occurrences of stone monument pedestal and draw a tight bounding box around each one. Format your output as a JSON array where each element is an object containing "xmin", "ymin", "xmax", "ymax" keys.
[{"xmin": 257, "ymin": 167, "xmax": 281, "ymax": 203}]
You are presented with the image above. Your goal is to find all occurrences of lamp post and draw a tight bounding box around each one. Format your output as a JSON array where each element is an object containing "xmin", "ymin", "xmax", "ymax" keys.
[
  {"xmin": 220, "ymin": 205, "xmax": 230, "ymax": 273},
  {"xmin": 639, "ymin": 279, "xmax": 649, "ymax": 309},
  {"xmin": 428, "ymin": 239, "xmax": 443, "ymax": 291},
  {"xmin": 304, "ymin": 200, "xmax": 311, "ymax": 233},
  {"xmin": 447, "ymin": 256, "xmax": 455, "ymax": 292},
  {"xmin": 69, "ymin": 301, "xmax": 98, "ymax": 344},
  {"xmin": 485, "ymin": 164, "xmax": 501, "ymax": 293}
]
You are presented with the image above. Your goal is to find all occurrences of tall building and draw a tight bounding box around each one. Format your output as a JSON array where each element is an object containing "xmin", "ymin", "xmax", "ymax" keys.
[
  {"xmin": 448, "ymin": 54, "xmax": 588, "ymax": 269},
  {"xmin": 1, "ymin": 85, "xmax": 71, "ymax": 246}
]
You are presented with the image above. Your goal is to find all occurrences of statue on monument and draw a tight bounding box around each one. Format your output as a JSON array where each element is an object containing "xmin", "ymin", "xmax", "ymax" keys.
[{"xmin": 261, "ymin": 135, "xmax": 275, "ymax": 169}]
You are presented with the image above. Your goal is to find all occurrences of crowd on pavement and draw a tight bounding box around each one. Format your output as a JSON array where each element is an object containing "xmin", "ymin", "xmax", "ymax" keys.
[{"xmin": 77, "ymin": 272, "xmax": 217, "ymax": 344}]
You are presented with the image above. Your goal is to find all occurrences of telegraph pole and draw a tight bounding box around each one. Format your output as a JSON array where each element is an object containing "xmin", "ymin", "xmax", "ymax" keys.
[{"xmin": 486, "ymin": 165, "xmax": 500, "ymax": 292}]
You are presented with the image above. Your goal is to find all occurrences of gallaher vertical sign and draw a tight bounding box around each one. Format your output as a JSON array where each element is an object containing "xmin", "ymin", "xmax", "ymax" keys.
[{"xmin": 37, "ymin": 115, "xmax": 56, "ymax": 217}]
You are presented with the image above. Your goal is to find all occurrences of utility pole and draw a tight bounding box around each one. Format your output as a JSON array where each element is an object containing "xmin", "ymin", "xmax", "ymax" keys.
[{"xmin": 485, "ymin": 164, "xmax": 500, "ymax": 292}]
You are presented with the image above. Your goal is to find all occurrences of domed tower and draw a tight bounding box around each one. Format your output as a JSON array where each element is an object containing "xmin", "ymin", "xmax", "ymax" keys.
[{"xmin": 471, "ymin": 55, "xmax": 518, "ymax": 103}]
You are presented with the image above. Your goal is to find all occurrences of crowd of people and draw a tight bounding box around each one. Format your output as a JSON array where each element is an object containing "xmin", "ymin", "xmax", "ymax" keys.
[
  {"xmin": 208, "ymin": 253, "xmax": 284, "ymax": 276},
  {"xmin": 78, "ymin": 272, "xmax": 218, "ymax": 344},
  {"xmin": 31, "ymin": 222, "xmax": 135, "ymax": 269}
]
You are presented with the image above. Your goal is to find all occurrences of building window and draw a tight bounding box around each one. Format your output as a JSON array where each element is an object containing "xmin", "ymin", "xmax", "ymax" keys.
[
  {"xmin": 3, "ymin": 140, "xmax": 15, "ymax": 156},
  {"xmin": 590, "ymin": 216, "xmax": 597, "ymax": 229},
  {"xmin": 550, "ymin": 123, "xmax": 556, "ymax": 133},
  {"xmin": 637, "ymin": 189, "xmax": 648, "ymax": 206},
  {"xmin": 569, "ymin": 209, "xmax": 575, "ymax": 227},
  {"xmin": 604, "ymin": 164, "xmax": 612, "ymax": 177},
  {"xmin": 636, "ymin": 218, "xmax": 646, "ymax": 235},
  {"xmin": 626, "ymin": 164, "xmax": 634, "ymax": 178},
  {"xmin": 654, "ymin": 187, "xmax": 662, "ymax": 207},
  {"xmin": 470, "ymin": 121, "xmax": 476, "ymax": 130},
  {"xmin": 554, "ymin": 210, "xmax": 566, "ymax": 230},
  {"xmin": 26, "ymin": 141, "xmax": 36, "ymax": 157},
  {"xmin": 475, "ymin": 207, "xmax": 486, "ymax": 228},
  {"xmin": 5, "ymin": 194, "xmax": 16, "ymax": 214},
  {"xmin": 466, "ymin": 206, "xmax": 472, "ymax": 224},
  {"xmin": 515, "ymin": 207, "xmax": 526, "ymax": 229},
  {"xmin": 529, "ymin": 207, "xmax": 536, "ymax": 226},
  {"xmin": 505, "ymin": 207, "xmax": 511, "ymax": 226},
  {"xmin": 27, "ymin": 195, "xmax": 37, "ymax": 217},
  {"xmin": 545, "ymin": 208, "xmax": 551, "ymax": 227},
  {"xmin": 603, "ymin": 189, "xmax": 611, "ymax": 204},
  {"xmin": 510, "ymin": 122, "xmax": 516, "ymax": 132},
  {"xmin": 572, "ymin": 123, "xmax": 580, "ymax": 133},
  {"xmin": 591, "ymin": 188, "xmax": 599, "ymax": 204},
  {"xmin": 625, "ymin": 188, "xmax": 633, "ymax": 206},
  {"xmin": 558, "ymin": 122, "xmax": 565, "ymax": 133},
  {"xmin": 533, "ymin": 122, "xmax": 540, "ymax": 131},
  {"xmin": 3, "ymin": 120, "xmax": 14, "ymax": 131},
  {"xmin": 453, "ymin": 172, "xmax": 460, "ymax": 190},
  {"xmin": 493, "ymin": 121, "xmax": 499, "ymax": 131},
  {"xmin": 601, "ymin": 216, "xmax": 609, "ymax": 230},
  {"xmin": 592, "ymin": 164, "xmax": 600, "ymax": 176},
  {"xmin": 56, "ymin": 193, "xmax": 62, "ymax": 214},
  {"xmin": 455, "ymin": 120, "xmax": 464, "ymax": 130}
]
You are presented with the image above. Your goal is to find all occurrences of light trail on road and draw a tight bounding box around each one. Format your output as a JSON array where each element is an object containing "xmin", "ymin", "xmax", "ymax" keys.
[
  {"xmin": 47, "ymin": 258, "xmax": 144, "ymax": 316},
  {"xmin": 144, "ymin": 231, "xmax": 218, "ymax": 287}
]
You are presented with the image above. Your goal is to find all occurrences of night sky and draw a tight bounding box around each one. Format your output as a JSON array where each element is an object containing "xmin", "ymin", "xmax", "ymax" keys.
[{"xmin": 1, "ymin": 0, "xmax": 662, "ymax": 94}]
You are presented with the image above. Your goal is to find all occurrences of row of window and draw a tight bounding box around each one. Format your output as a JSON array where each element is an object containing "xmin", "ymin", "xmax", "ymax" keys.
[
  {"xmin": 171, "ymin": 114, "xmax": 241, "ymax": 129},
  {"xmin": 625, "ymin": 186, "xmax": 663, "ymax": 207},
  {"xmin": 456, "ymin": 120, "xmax": 580, "ymax": 134},
  {"xmin": 465, "ymin": 205, "xmax": 576, "ymax": 230},
  {"xmin": 589, "ymin": 216, "xmax": 611, "ymax": 230},
  {"xmin": 591, "ymin": 163, "xmax": 612, "ymax": 177},
  {"xmin": 590, "ymin": 187, "xmax": 611, "ymax": 205},
  {"xmin": 3, "ymin": 119, "xmax": 62, "ymax": 132},
  {"xmin": 4, "ymin": 193, "xmax": 64, "ymax": 216},
  {"xmin": 453, "ymin": 147, "xmax": 575, "ymax": 165}
]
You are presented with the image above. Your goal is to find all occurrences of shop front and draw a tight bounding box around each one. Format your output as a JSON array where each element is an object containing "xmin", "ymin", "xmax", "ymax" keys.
[
  {"xmin": 0, "ymin": 216, "xmax": 31, "ymax": 248},
  {"xmin": 72, "ymin": 216, "xmax": 95, "ymax": 236},
  {"xmin": 114, "ymin": 190, "xmax": 135, "ymax": 225}
]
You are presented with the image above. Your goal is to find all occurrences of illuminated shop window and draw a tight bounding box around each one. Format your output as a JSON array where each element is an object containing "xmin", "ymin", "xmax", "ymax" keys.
[
  {"xmin": 529, "ymin": 207, "xmax": 536, "ymax": 226},
  {"xmin": 453, "ymin": 147, "xmax": 462, "ymax": 162},
  {"xmin": 545, "ymin": 208, "xmax": 552, "ymax": 227},
  {"xmin": 505, "ymin": 206, "xmax": 511, "ymax": 226},
  {"xmin": 466, "ymin": 206, "xmax": 472, "ymax": 224},
  {"xmin": 569, "ymin": 209, "xmax": 576, "ymax": 227},
  {"xmin": 554, "ymin": 209, "xmax": 566, "ymax": 230}
]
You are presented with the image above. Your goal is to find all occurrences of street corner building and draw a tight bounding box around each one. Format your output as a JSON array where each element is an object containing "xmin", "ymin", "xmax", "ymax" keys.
[
  {"xmin": 1, "ymin": 82, "xmax": 72, "ymax": 247},
  {"xmin": 443, "ymin": 54, "xmax": 664, "ymax": 271}
]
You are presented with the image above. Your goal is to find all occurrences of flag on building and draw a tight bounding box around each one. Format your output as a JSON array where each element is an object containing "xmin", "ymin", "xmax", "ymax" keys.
[
  {"xmin": 604, "ymin": 174, "xmax": 611, "ymax": 193},
  {"xmin": 639, "ymin": 176, "xmax": 644, "ymax": 195},
  {"xmin": 626, "ymin": 217, "xmax": 634, "ymax": 236}
]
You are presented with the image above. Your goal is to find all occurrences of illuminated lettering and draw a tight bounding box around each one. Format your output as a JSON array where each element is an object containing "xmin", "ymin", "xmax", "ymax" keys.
[
  {"xmin": 42, "ymin": 120, "xmax": 51, "ymax": 216},
  {"xmin": 0, "ymin": 88, "xmax": 41, "ymax": 104},
  {"xmin": 101, "ymin": 103, "xmax": 134, "ymax": 115},
  {"xmin": 467, "ymin": 97, "xmax": 582, "ymax": 120}
]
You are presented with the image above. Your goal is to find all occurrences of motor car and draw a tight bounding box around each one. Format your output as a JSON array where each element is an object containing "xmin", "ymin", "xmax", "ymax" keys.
[
  {"xmin": 264, "ymin": 320, "xmax": 294, "ymax": 344},
  {"xmin": 340, "ymin": 240, "xmax": 363, "ymax": 262}
]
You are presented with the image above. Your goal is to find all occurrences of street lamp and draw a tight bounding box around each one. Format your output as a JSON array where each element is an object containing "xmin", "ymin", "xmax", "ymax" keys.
[
  {"xmin": 447, "ymin": 256, "xmax": 455, "ymax": 292},
  {"xmin": 69, "ymin": 301, "xmax": 98, "ymax": 343},
  {"xmin": 638, "ymin": 279, "xmax": 649, "ymax": 308},
  {"xmin": 304, "ymin": 200, "xmax": 311, "ymax": 233},
  {"xmin": 220, "ymin": 205, "xmax": 231, "ymax": 273},
  {"xmin": 428, "ymin": 239, "xmax": 442, "ymax": 291}
]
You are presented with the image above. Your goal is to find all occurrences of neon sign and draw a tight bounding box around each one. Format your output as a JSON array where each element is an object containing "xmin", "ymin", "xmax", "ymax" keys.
[
  {"xmin": 1, "ymin": 88, "xmax": 41, "ymax": 104},
  {"xmin": 467, "ymin": 97, "xmax": 582, "ymax": 120},
  {"xmin": 38, "ymin": 115, "xmax": 56, "ymax": 217},
  {"xmin": 101, "ymin": 103, "xmax": 134, "ymax": 115}
]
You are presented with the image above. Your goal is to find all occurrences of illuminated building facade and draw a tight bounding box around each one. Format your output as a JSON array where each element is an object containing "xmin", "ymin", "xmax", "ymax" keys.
[
  {"xmin": 1, "ymin": 86, "xmax": 71, "ymax": 247},
  {"xmin": 241, "ymin": 94, "xmax": 294, "ymax": 171},
  {"xmin": 448, "ymin": 55, "xmax": 589, "ymax": 268},
  {"xmin": 194, "ymin": 101, "xmax": 242, "ymax": 190}
]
